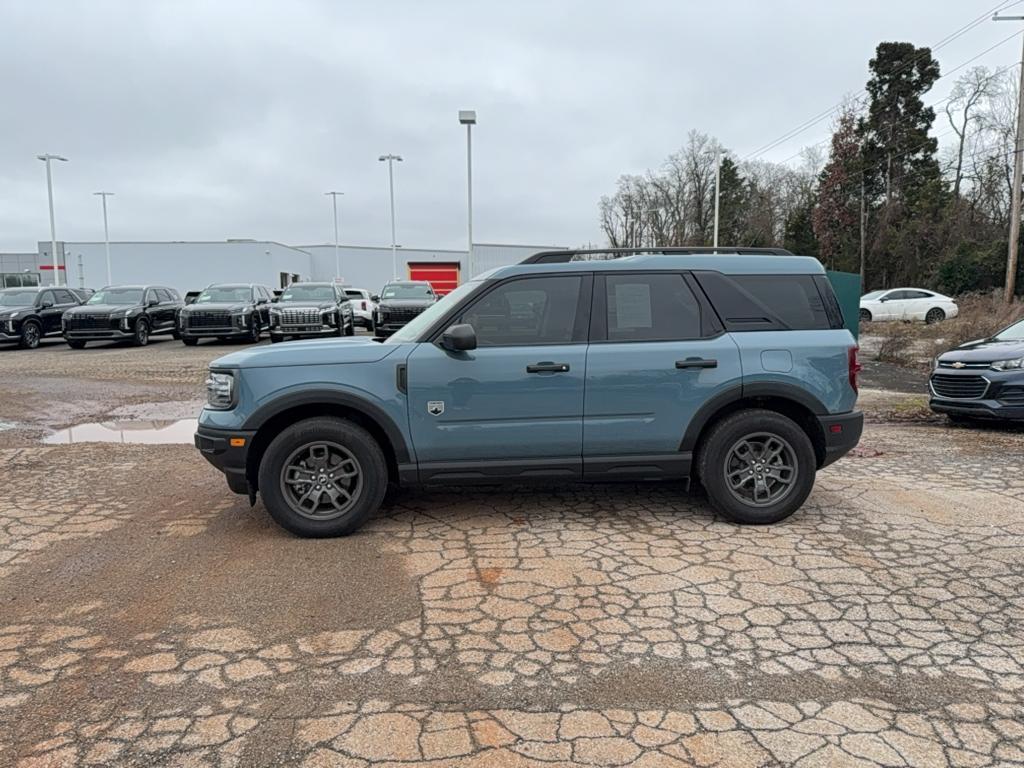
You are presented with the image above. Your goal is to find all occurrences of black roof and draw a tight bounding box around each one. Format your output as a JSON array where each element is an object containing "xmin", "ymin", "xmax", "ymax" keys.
[{"xmin": 521, "ymin": 246, "xmax": 793, "ymax": 264}]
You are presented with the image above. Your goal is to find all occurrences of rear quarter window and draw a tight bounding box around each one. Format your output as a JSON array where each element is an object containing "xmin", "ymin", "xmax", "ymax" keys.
[{"xmin": 694, "ymin": 272, "xmax": 834, "ymax": 331}]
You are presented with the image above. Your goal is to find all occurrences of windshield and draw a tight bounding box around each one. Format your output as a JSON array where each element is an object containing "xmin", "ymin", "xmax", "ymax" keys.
[
  {"xmin": 994, "ymin": 318, "xmax": 1024, "ymax": 341},
  {"xmin": 386, "ymin": 281, "xmax": 480, "ymax": 344},
  {"xmin": 861, "ymin": 290, "xmax": 885, "ymax": 300},
  {"xmin": 0, "ymin": 290, "xmax": 38, "ymax": 307},
  {"xmin": 382, "ymin": 283, "xmax": 435, "ymax": 300},
  {"xmin": 88, "ymin": 288, "xmax": 144, "ymax": 305},
  {"xmin": 280, "ymin": 284, "xmax": 336, "ymax": 302},
  {"xmin": 196, "ymin": 286, "xmax": 251, "ymax": 303}
]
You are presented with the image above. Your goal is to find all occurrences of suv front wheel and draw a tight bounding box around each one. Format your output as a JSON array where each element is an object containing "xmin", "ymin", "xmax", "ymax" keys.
[
  {"xmin": 698, "ymin": 409, "xmax": 816, "ymax": 525},
  {"xmin": 258, "ymin": 417, "xmax": 388, "ymax": 537}
]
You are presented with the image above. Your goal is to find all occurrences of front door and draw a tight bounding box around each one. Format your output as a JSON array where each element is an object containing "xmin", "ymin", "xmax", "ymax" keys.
[
  {"xmin": 583, "ymin": 272, "xmax": 742, "ymax": 477},
  {"xmin": 406, "ymin": 274, "xmax": 591, "ymax": 479}
]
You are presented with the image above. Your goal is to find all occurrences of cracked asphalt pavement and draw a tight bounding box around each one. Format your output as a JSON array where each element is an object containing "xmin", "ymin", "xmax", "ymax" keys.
[{"xmin": 1, "ymin": 338, "xmax": 1023, "ymax": 767}]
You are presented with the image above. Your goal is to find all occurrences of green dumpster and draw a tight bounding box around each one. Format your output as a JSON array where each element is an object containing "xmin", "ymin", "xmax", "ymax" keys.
[{"xmin": 826, "ymin": 271, "xmax": 861, "ymax": 340}]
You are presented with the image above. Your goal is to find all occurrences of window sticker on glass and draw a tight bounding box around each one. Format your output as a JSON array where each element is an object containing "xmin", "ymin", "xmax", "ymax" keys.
[{"xmin": 613, "ymin": 283, "xmax": 652, "ymax": 329}]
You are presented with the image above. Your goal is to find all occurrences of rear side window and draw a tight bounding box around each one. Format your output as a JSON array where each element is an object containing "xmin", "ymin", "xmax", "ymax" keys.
[
  {"xmin": 694, "ymin": 272, "xmax": 832, "ymax": 331},
  {"xmin": 604, "ymin": 273, "xmax": 701, "ymax": 341}
]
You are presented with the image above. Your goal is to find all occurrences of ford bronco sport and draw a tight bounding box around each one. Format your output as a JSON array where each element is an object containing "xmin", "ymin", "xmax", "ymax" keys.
[{"xmin": 195, "ymin": 247, "xmax": 863, "ymax": 537}]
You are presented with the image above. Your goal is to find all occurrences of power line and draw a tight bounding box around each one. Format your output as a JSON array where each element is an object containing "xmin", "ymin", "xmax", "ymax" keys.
[{"xmin": 744, "ymin": 0, "xmax": 1023, "ymax": 160}]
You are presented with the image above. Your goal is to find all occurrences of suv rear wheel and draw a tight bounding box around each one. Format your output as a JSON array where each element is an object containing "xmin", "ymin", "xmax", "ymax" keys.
[
  {"xmin": 698, "ymin": 408, "xmax": 816, "ymax": 525},
  {"xmin": 258, "ymin": 417, "xmax": 387, "ymax": 537}
]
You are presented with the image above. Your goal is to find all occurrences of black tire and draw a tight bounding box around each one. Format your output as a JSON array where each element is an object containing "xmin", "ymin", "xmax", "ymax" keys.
[
  {"xmin": 132, "ymin": 319, "xmax": 150, "ymax": 346},
  {"xmin": 181, "ymin": 336, "xmax": 199, "ymax": 347},
  {"xmin": 697, "ymin": 408, "xmax": 816, "ymax": 525},
  {"xmin": 270, "ymin": 334, "xmax": 284, "ymax": 344},
  {"xmin": 859, "ymin": 308, "xmax": 872, "ymax": 323},
  {"xmin": 258, "ymin": 417, "xmax": 388, "ymax": 537},
  {"xmin": 345, "ymin": 317, "xmax": 355, "ymax": 336},
  {"xmin": 925, "ymin": 307, "xmax": 945, "ymax": 324},
  {"xmin": 18, "ymin": 321, "xmax": 41, "ymax": 350},
  {"xmin": 66, "ymin": 339, "xmax": 87, "ymax": 350},
  {"xmin": 247, "ymin": 320, "xmax": 261, "ymax": 343}
]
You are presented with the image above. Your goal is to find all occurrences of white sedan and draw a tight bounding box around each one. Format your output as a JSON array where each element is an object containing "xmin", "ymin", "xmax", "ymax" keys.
[{"xmin": 859, "ymin": 288, "xmax": 959, "ymax": 324}]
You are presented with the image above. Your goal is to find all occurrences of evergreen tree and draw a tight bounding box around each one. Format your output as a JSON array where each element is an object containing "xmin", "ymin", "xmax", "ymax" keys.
[{"xmin": 812, "ymin": 109, "xmax": 861, "ymax": 272}]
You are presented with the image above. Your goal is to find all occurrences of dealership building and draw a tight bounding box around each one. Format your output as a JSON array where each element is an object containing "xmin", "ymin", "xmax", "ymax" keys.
[{"xmin": 3, "ymin": 240, "xmax": 561, "ymax": 296}]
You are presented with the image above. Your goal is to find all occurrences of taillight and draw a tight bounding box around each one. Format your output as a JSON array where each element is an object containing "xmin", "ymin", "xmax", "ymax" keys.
[{"xmin": 848, "ymin": 346, "xmax": 862, "ymax": 393}]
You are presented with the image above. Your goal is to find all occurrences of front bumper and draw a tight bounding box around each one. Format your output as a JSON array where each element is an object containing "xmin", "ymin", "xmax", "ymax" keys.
[
  {"xmin": 181, "ymin": 326, "xmax": 250, "ymax": 338},
  {"xmin": 817, "ymin": 411, "xmax": 863, "ymax": 467},
  {"xmin": 271, "ymin": 323, "xmax": 338, "ymax": 337},
  {"xmin": 194, "ymin": 423, "xmax": 256, "ymax": 495},
  {"xmin": 0, "ymin": 328, "xmax": 22, "ymax": 342},
  {"xmin": 64, "ymin": 328, "xmax": 135, "ymax": 341},
  {"xmin": 928, "ymin": 368, "xmax": 1024, "ymax": 421}
]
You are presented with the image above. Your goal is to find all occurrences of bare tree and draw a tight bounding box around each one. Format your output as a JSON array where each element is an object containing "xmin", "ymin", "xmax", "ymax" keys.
[{"xmin": 945, "ymin": 66, "xmax": 1000, "ymax": 199}]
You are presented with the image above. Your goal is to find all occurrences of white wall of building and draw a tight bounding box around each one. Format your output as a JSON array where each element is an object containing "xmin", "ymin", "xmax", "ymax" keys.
[
  {"xmin": 31, "ymin": 240, "xmax": 564, "ymax": 295},
  {"xmin": 48, "ymin": 241, "xmax": 313, "ymax": 295}
]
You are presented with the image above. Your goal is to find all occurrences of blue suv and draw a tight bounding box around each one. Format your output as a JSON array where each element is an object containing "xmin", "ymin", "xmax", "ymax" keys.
[{"xmin": 195, "ymin": 247, "xmax": 863, "ymax": 537}]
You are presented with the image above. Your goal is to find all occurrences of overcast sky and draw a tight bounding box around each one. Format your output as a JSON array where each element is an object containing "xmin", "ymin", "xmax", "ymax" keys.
[{"xmin": 1, "ymin": 0, "xmax": 1019, "ymax": 253}]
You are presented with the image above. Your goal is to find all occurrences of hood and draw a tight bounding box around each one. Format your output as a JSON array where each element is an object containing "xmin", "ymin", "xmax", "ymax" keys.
[
  {"xmin": 939, "ymin": 337, "xmax": 1024, "ymax": 363},
  {"xmin": 379, "ymin": 298, "xmax": 434, "ymax": 308},
  {"xmin": 275, "ymin": 301, "xmax": 336, "ymax": 311},
  {"xmin": 183, "ymin": 302, "xmax": 250, "ymax": 312},
  {"xmin": 0, "ymin": 307, "xmax": 33, "ymax": 318},
  {"xmin": 211, "ymin": 336, "xmax": 400, "ymax": 369},
  {"xmin": 65, "ymin": 304, "xmax": 139, "ymax": 315}
]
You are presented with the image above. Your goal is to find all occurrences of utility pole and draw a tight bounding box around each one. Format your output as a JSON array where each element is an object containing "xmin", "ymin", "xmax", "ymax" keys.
[
  {"xmin": 459, "ymin": 111, "xmax": 477, "ymax": 278},
  {"xmin": 713, "ymin": 151, "xmax": 721, "ymax": 248},
  {"xmin": 93, "ymin": 192, "xmax": 114, "ymax": 285},
  {"xmin": 378, "ymin": 154, "xmax": 403, "ymax": 279},
  {"xmin": 37, "ymin": 154, "xmax": 68, "ymax": 286},
  {"xmin": 324, "ymin": 191, "xmax": 344, "ymax": 282},
  {"xmin": 995, "ymin": 13, "xmax": 1024, "ymax": 301}
]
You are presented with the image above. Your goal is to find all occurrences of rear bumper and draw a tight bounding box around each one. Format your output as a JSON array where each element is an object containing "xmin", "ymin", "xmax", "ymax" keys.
[
  {"xmin": 194, "ymin": 424, "xmax": 256, "ymax": 495},
  {"xmin": 817, "ymin": 411, "xmax": 863, "ymax": 467}
]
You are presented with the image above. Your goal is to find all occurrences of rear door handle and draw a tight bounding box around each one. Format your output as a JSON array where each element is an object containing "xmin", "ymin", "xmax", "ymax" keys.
[
  {"xmin": 527, "ymin": 362, "xmax": 570, "ymax": 373},
  {"xmin": 675, "ymin": 358, "xmax": 717, "ymax": 369}
]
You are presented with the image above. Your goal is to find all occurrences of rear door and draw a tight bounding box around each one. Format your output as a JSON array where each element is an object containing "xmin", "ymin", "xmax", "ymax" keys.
[
  {"xmin": 582, "ymin": 272, "xmax": 741, "ymax": 478},
  {"xmin": 406, "ymin": 273, "xmax": 591, "ymax": 477},
  {"xmin": 901, "ymin": 290, "xmax": 932, "ymax": 320}
]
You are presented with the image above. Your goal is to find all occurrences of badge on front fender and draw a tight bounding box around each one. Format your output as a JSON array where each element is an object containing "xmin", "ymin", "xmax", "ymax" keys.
[{"xmin": 427, "ymin": 401, "xmax": 445, "ymax": 416}]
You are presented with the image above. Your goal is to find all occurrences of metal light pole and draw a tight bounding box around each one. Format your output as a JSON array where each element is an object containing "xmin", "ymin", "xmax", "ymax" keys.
[
  {"xmin": 378, "ymin": 154, "xmax": 403, "ymax": 279},
  {"xmin": 37, "ymin": 154, "xmax": 68, "ymax": 286},
  {"xmin": 93, "ymin": 192, "xmax": 114, "ymax": 285},
  {"xmin": 459, "ymin": 110, "xmax": 477, "ymax": 277},
  {"xmin": 994, "ymin": 12, "xmax": 1024, "ymax": 301},
  {"xmin": 713, "ymin": 150, "xmax": 721, "ymax": 248},
  {"xmin": 324, "ymin": 191, "xmax": 344, "ymax": 282}
]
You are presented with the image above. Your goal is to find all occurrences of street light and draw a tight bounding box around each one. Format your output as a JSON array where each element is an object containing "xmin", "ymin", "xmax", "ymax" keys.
[
  {"xmin": 378, "ymin": 154, "xmax": 403, "ymax": 279},
  {"xmin": 324, "ymin": 191, "xmax": 344, "ymax": 282},
  {"xmin": 93, "ymin": 192, "xmax": 114, "ymax": 286},
  {"xmin": 459, "ymin": 110, "xmax": 477, "ymax": 277},
  {"xmin": 37, "ymin": 154, "xmax": 68, "ymax": 286}
]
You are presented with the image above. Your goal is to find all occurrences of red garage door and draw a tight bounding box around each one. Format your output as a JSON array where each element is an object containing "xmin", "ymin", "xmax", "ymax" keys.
[{"xmin": 408, "ymin": 262, "xmax": 460, "ymax": 295}]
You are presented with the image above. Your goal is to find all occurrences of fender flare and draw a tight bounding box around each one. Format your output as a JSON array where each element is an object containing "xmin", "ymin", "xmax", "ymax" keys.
[
  {"xmin": 242, "ymin": 387, "xmax": 411, "ymax": 464},
  {"xmin": 679, "ymin": 382, "xmax": 828, "ymax": 453}
]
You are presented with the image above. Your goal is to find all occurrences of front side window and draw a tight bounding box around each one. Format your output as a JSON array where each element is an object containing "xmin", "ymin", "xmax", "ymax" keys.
[
  {"xmin": 280, "ymin": 284, "xmax": 337, "ymax": 302},
  {"xmin": 196, "ymin": 286, "xmax": 252, "ymax": 303},
  {"xmin": 382, "ymin": 283, "xmax": 435, "ymax": 300},
  {"xmin": 53, "ymin": 289, "xmax": 77, "ymax": 304},
  {"xmin": 385, "ymin": 280, "xmax": 480, "ymax": 344},
  {"xmin": 461, "ymin": 275, "xmax": 582, "ymax": 346},
  {"xmin": 605, "ymin": 273, "xmax": 700, "ymax": 341}
]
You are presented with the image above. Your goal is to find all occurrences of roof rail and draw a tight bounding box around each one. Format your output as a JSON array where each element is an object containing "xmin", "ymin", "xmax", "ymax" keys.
[{"xmin": 521, "ymin": 246, "xmax": 794, "ymax": 264}]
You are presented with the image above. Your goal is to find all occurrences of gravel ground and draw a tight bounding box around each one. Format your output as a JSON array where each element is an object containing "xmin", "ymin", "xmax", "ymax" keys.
[{"xmin": 1, "ymin": 339, "xmax": 1023, "ymax": 767}]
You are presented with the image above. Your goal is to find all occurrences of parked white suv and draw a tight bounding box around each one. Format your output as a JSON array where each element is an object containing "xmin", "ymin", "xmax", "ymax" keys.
[
  {"xmin": 344, "ymin": 288, "xmax": 376, "ymax": 329},
  {"xmin": 859, "ymin": 288, "xmax": 958, "ymax": 324}
]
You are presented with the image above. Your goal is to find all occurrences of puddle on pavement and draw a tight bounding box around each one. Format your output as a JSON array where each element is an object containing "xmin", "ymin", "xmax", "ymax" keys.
[
  {"xmin": 43, "ymin": 419, "xmax": 198, "ymax": 445},
  {"xmin": 0, "ymin": 422, "xmax": 17, "ymax": 431}
]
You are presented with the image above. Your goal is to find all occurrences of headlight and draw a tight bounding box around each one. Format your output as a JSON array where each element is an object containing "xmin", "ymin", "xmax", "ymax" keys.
[
  {"xmin": 205, "ymin": 371, "xmax": 235, "ymax": 409},
  {"xmin": 991, "ymin": 357, "xmax": 1024, "ymax": 371}
]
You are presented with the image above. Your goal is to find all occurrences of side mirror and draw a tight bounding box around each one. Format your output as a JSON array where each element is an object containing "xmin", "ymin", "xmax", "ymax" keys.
[
  {"xmin": 441, "ymin": 323, "xmax": 477, "ymax": 352},
  {"xmin": 371, "ymin": 295, "xmax": 380, "ymax": 303},
  {"xmin": 40, "ymin": 301, "xmax": 54, "ymax": 309},
  {"xmin": 148, "ymin": 298, "xmax": 160, "ymax": 307}
]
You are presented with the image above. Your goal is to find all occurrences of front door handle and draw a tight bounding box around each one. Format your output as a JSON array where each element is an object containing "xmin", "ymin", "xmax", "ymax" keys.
[
  {"xmin": 675, "ymin": 358, "xmax": 717, "ymax": 369},
  {"xmin": 527, "ymin": 362, "xmax": 570, "ymax": 373}
]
